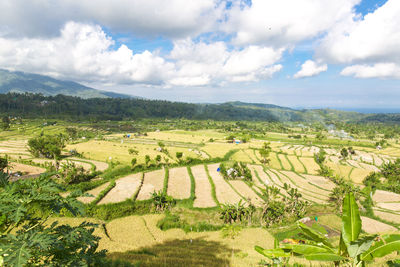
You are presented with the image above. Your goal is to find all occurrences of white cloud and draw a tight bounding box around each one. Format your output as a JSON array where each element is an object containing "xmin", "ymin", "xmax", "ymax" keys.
[
  {"xmin": 167, "ymin": 40, "xmax": 283, "ymax": 86},
  {"xmin": 0, "ymin": 0, "xmax": 221, "ymax": 38},
  {"xmin": 317, "ymin": 0, "xmax": 400, "ymax": 78},
  {"xmin": 0, "ymin": 23, "xmax": 283, "ymax": 87},
  {"xmin": 341, "ymin": 63, "xmax": 400, "ymax": 79},
  {"xmin": 0, "ymin": 22, "xmax": 174, "ymax": 84},
  {"xmin": 224, "ymin": 0, "xmax": 360, "ymax": 47},
  {"xmin": 293, "ymin": 60, "xmax": 327, "ymax": 78}
]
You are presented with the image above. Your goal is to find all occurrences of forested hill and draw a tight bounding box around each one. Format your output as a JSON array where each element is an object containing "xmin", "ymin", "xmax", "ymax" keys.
[
  {"xmin": 0, "ymin": 69, "xmax": 131, "ymax": 99},
  {"xmin": 0, "ymin": 92, "xmax": 388, "ymax": 123},
  {"xmin": 0, "ymin": 93, "xmax": 282, "ymax": 121}
]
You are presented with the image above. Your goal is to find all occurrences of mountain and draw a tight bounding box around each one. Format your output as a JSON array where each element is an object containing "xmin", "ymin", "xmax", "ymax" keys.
[{"xmin": 0, "ymin": 69, "xmax": 132, "ymax": 99}]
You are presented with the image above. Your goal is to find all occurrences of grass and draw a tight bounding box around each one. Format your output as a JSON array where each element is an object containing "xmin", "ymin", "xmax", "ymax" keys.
[
  {"xmin": 187, "ymin": 166, "xmax": 196, "ymax": 201},
  {"xmin": 163, "ymin": 167, "xmax": 169, "ymax": 194},
  {"xmin": 91, "ymin": 180, "xmax": 117, "ymax": 205},
  {"xmin": 204, "ymin": 164, "xmax": 220, "ymax": 206}
]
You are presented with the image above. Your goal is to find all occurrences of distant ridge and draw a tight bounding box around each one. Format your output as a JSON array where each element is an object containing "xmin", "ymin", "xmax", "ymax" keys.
[{"xmin": 0, "ymin": 69, "xmax": 133, "ymax": 99}]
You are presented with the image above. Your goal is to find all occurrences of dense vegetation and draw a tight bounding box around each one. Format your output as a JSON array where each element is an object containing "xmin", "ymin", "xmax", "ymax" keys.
[{"xmin": 3, "ymin": 93, "xmax": 400, "ymax": 125}]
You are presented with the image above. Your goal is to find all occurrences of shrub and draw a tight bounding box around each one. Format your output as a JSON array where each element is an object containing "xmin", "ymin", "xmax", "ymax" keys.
[
  {"xmin": 59, "ymin": 161, "xmax": 95, "ymax": 184},
  {"xmin": 219, "ymin": 161, "xmax": 252, "ymax": 182},
  {"xmin": 150, "ymin": 190, "xmax": 175, "ymax": 212}
]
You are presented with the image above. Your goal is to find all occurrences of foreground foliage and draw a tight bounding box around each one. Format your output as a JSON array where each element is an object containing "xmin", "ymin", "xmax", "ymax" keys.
[
  {"xmin": 255, "ymin": 192, "xmax": 400, "ymax": 266},
  {"xmin": 0, "ymin": 172, "xmax": 105, "ymax": 266}
]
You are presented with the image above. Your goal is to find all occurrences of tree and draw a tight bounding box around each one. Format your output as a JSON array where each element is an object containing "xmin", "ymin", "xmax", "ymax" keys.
[
  {"xmin": 0, "ymin": 155, "xmax": 9, "ymax": 173},
  {"xmin": 28, "ymin": 134, "xmax": 65, "ymax": 159},
  {"xmin": 256, "ymin": 192, "xmax": 400, "ymax": 266},
  {"xmin": 0, "ymin": 172, "xmax": 105, "ymax": 266},
  {"xmin": 259, "ymin": 148, "xmax": 270, "ymax": 164},
  {"xmin": 340, "ymin": 147, "xmax": 349, "ymax": 159},
  {"xmin": 145, "ymin": 155, "xmax": 151, "ymax": 166},
  {"xmin": 176, "ymin": 152, "xmax": 183, "ymax": 161},
  {"xmin": 131, "ymin": 158, "xmax": 137, "ymax": 167},
  {"xmin": 155, "ymin": 155, "xmax": 162, "ymax": 165},
  {"xmin": 128, "ymin": 148, "xmax": 138, "ymax": 155},
  {"xmin": 1, "ymin": 116, "xmax": 10, "ymax": 130}
]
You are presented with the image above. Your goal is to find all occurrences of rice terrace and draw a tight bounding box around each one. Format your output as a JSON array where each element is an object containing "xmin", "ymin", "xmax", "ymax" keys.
[
  {"xmin": 1, "ymin": 0, "xmax": 400, "ymax": 266},
  {"xmin": 1, "ymin": 113, "xmax": 400, "ymax": 266}
]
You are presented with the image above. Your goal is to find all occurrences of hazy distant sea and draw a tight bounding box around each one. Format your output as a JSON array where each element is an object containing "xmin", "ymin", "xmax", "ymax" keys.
[{"xmin": 334, "ymin": 108, "xmax": 400, "ymax": 114}]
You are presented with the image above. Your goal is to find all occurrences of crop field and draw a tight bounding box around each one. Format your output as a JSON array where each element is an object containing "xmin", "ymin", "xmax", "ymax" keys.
[
  {"xmin": 167, "ymin": 167, "xmax": 191, "ymax": 199},
  {"xmin": 190, "ymin": 165, "xmax": 216, "ymax": 208},
  {"xmin": 298, "ymin": 157, "xmax": 320, "ymax": 175},
  {"xmin": 3, "ymin": 120, "xmax": 400, "ymax": 266},
  {"xmin": 207, "ymin": 163, "xmax": 242, "ymax": 205},
  {"xmin": 137, "ymin": 169, "xmax": 165, "ymax": 200},
  {"xmin": 98, "ymin": 173, "xmax": 142, "ymax": 204}
]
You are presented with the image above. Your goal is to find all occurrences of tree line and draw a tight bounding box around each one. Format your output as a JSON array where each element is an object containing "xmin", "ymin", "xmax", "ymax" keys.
[{"xmin": 0, "ymin": 93, "xmax": 279, "ymax": 122}]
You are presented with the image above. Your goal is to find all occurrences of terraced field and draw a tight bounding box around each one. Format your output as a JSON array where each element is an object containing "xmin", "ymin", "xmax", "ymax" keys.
[
  {"xmin": 191, "ymin": 165, "xmax": 216, "ymax": 208},
  {"xmin": 167, "ymin": 167, "xmax": 191, "ymax": 199},
  {"xmin": 98, "ymin": 173, "xmax": 142, "ymax": 204},
  {"xmin": 207, "ymin": 164, "xmax": 242, "ymax": 205},
  {"xmin": 372, "ymin": 190, "xmax": 400, "ymax": 225}
]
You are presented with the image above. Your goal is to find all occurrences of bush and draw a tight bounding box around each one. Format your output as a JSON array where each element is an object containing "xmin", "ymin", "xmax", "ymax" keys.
[
  {"xmin": 219, "ymin": 161, "xmax": 252, "ymax": 181},
  {"xmin": 59, "ymin": 161, "xmax": 95, "ymax": 184},
  {"xmin": 150, "ymin": 190, "xmax": 175, "ymax": 212}
]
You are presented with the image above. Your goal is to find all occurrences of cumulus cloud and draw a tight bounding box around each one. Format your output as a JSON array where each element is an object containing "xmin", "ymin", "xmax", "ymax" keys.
[
  {"xmin": 0, "ymin": 0, "xmax": 221, "ymax": 38},
  {"xmin": 0, "ymin": 22, "xmax": 283, "ymax": 86},
  {"xmin": 341, "ymin": 63, "xmax": 400, "ymax": 79},
  {"xmin": 224, "ymin": 0, "xmax": 360, "ymax": 47},
  {"xmin": 293, "ymin": 60, "xmax": 327, "ymax": 78},
  {"xmin": 168, "ymin": 39, "xmax": 283, "ymax": 86},
  {"xmin": 316, "ymin": 0, "xmax": 400, "ymax": 78},
  {"xmin": 0, "ymin": 22, "xmax": 174, "ymax": 84}
]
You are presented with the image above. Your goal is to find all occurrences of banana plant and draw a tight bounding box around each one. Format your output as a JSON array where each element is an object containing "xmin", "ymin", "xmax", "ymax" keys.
[{"xmin": 255, "ymin": 192, "xmax": 400, "ymax": 266}]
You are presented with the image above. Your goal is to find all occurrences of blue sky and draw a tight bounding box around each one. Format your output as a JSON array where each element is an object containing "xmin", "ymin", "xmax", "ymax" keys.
[{"xmin": 0, "ymin": 0, "xmax": 399, "ymax": 109}]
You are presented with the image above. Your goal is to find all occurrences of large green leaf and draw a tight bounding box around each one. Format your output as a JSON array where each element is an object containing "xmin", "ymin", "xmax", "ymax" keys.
[
  {"xmin": 361, "ymin": 234, "xmax": 400, "ymax": 261},
  {"xmin": 254, "ymin": 246, "xmax": 290, "ymax": 258},
  {"xmin": 281, "ymin": 243, "xmax": 334, "ymax": 255},
  {"xmin": 304, "ymin": 253, "xmax": 346, "ymax": 261},
  {"xmin": 347, "ymin": 235, "xmax": 376, "ymax": 258},
  {"xmin": 297, "ymin": 222, "xmax": 333, "ymax": 248},
  {"xmin": 341, "ymin": 192, "xmax": 361, "ymax": 246}
]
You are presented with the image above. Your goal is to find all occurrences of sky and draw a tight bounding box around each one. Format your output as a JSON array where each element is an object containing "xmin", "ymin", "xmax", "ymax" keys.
[{"xmin": 0, "ymin": 0, "xmax": 399, "ymax": 109}]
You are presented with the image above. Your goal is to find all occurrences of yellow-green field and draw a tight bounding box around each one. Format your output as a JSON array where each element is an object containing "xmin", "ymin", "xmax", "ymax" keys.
[{"xmin": 2, "ymin": 122, "xmax": 400, "ymax": 266}]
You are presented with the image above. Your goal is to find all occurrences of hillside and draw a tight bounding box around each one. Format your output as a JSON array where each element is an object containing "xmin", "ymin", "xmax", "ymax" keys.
[
  {"xmin": 0, "ymin": 69, "xmax": 131, "ymax": 99},
  {"xmin": 0, "ymin": 92, "xmax": 374, "ymax": 123}
]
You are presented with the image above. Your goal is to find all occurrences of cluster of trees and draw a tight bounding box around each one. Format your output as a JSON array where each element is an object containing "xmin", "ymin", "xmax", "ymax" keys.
[
  {"xmin": 364, "ymin": 158, "xmax": 400, "ymax": 193},
  {"xmin": 220, "ymin": 184, "xmax": 307, "ymax": 227},
  {"xmin": 219, "ymin": 162, "xmax": 252, "ymax": 181}
]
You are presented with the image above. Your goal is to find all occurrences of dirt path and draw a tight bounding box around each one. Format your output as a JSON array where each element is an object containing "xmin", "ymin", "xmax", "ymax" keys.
[
  {"xmin": 191, "ymin": 165, "xmax": 216, "ymax": 208},
  {"xmin": 98, "ymin": 173, "xmax": 142, "ymax": 204},
  {"xmin": 167, "ymin": 167, "xmax": 191, "ymax": 199}
]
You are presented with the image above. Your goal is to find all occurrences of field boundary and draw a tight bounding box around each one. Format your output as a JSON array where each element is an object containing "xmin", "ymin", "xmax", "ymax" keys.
[{"xmin": 204, "ymin": 164, "xmax": 220, "ymax": 206}]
